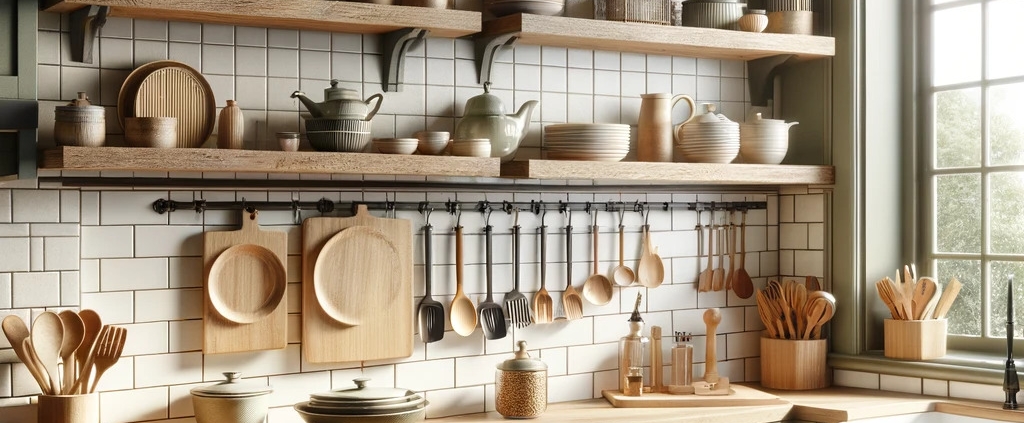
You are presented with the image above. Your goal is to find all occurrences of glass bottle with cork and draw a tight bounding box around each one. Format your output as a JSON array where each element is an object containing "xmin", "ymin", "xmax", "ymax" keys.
[{"xmin": 618, "ymin": 293, "xmax": 649, "ymax": 396}]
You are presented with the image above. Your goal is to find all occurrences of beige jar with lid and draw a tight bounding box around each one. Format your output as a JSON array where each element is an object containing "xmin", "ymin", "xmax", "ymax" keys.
[{"xmin": 495, "ymin": 341, "xmax": 547, "ymax": 419}]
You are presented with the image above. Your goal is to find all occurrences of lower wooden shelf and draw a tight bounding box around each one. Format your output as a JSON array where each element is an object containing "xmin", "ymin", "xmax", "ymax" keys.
[
  {"xmin": 500, "ymin": 160, "xmax": 835, "ymax": 185},
  {"xmin": 41, "ymin": 147, "xmax": 502, "ymax": 177}
]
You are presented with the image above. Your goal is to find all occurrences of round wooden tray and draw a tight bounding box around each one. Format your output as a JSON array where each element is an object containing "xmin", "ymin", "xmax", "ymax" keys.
[
  {"xmin": 313, "ymin": 226, "xmax": 400, "ymax": 327},
  {"xmin": 117, "ymin": 60, "xmax": 216, "ymax": 148},
  {"xmin": 207, "ymin": 243, "xmax": 287, "ymax": 324}
]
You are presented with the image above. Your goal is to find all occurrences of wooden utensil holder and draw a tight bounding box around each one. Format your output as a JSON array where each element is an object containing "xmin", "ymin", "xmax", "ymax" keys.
[
  {"xmin": 883, "ymin": 319, "xmax": 947, "ymax": 360},
  {"xmin": 760, "ymin": 336, "xmax": 829, "ymax": 390},
  {"xmin": 38, "ymin": 394, "xmax": 99, "ymax": 423}
]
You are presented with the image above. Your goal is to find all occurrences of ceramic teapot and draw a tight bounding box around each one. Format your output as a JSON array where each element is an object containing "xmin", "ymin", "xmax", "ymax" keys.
[
  {"xmin": 453, "ymin": 83, "xmax": 539, "ymax": 162},
  {"xmin": 290, "ymin": 80, "xmax": 384, "ymax": 121}
]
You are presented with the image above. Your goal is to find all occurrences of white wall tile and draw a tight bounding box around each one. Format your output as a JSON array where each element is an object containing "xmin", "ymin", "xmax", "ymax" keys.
[
  {"xmin": 0, "ymin": 273, "xmax": 10, "ymax": 309},
  {"xmin": 0, "ymin": 190, "xmax": 10, "ymax": 223},
  {"xmin": 236, "ymin": 47, "xmax": 267, "ymax": 77},
  {"xmin": 101, "ymin": 258, "xmax": 168, "ymax": 291},
  {"xmin": 203, "ymin": 24, "xmax": 234, "ymax": 45},
  {"xmin": 12, "ymin": 190, "xmax": 60, "ymax": 223},
  {"xmin": 779, "ymin": 223, "xmax": 808, "ymax": 250},
  {"xmin": 135, "ymin": 352, "xmax": 203, "ymax": 388},
  {"xmin": 794, "ymin": 193, "xmax": 825, "ymax": 223},
  {"xmin": 120, "ymin": 321, "xmax": 169, "ymax": 356},
  {"xmin": 268, "ymin": 371, "xmax": 330, "ymax": 407},
  {"xmin": 725, "ymin": 331, "xmax": 760, "ymax": 359},
  {"xmin": 11, "ymin": 272, "xmax": 60, "ymax": 308},
  {"xmin": 566, "ymin": 342, "xmax": 617, "ymax": 374},
  {"xmin": 237, "ymin": 27, "xmax": 267, "ymax": 47},
  {"xmin": 134, "ymin": 40, "xmax": 168, "ymax": 66},
  {"xmin": 395, "ymin": 359, "xmax": 455, "ymax": 391},
  {"xmin": 426, "ymin": 331, "xmax": 485, "ymax": 360},
  {"xmin": 30, "ymin": 237, "xmax": 42, "ymax": 271},
  {"xmin": 100, "ymin": 386, "xmax": 168, "ymax": 423},
  {"xmin": 32, "ymin": 223, "xmax": 79, "ymax": 237},
  {"xmin": 548, "ymin": 372, "xmax": 593, "ymax": 402},
  {"xmin": 168, "ymin": 21, "xmax": 201, "ymax": 42},
  {"xmin": 168, "ymin": 381, "xmax": 204, "ymax": 418},
  {"xmin": 168, "ymin": 319, "xmax": 203, "ymax": 352},
  {"xmin": 949, "ymin": 380, "xmax": 1004, "ymax": 402},
  {"xmin": 425, "ymin": 386, "xmax": 485, "ymax": 418},
  {"xmin": 135, "ymin": 288, "xmax": 202, "ymax": 322},
  {"xmin": 923, "ymin": 378, "xmax": 948, "ymax": 397},
  {"xmin": 0, "ymin": 238, "xmax": 29, "ymax": 272},
  {"xmin": 0, "ymin": 223, "xmax": 28, "ymax": 237},
  {"xmin": 204, "ymin": 344, "xmax": 301, "ymax": 380},
  {"xmin": 455, "ymin": 354, "xmax": 505, "ymax": 387},
  {"xmin": 833, "ymin": 369, "xmax": 879, "ymax": 390},
  {"xmin": 11, "ymin": 364, "xmax": 41, "ymax": 396},
  {"xmin": 82, "ymin": 291, "xmax": 135, "ymax": 324},
  {"xmin": 134, "ymin": 226, "xmax": 203, "ymax": 257},
  {"xmin": 44, "ymin": 237, "xmax": 79, "ymax": 271},
  {"xmin": 879, "ymin": 374, "xmax": 922, "ymax": 395}
]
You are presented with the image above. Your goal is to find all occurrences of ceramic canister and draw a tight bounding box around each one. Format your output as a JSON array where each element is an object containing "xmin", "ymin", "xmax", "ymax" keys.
[
  {"xmin": 495, "ymin": 341, "xmax": 547, "ymax": 418},
  {"xmin": 54, "ymin": 92, "xmax": 105, "ymax": 147},
  {"xmin": 190, "ymin": 372, "xmax": 272, "ymax": 423}
]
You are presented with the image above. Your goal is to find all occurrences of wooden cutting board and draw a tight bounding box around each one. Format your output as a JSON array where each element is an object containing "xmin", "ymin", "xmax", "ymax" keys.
[
  {"xmin": 602, "ymin": 384, "xmax": 785, "ymax": 408},
  {"xmin": 203, "ymin": 210, "xmax": 288, "ymax": 354},
  {"xmin": 302, "ymin": 205, "xmax": 413, "ymax": 363}
]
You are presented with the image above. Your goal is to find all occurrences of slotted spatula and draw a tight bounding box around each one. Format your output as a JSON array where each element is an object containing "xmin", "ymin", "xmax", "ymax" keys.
[
  {"xmin": 532, "ymin": 224, "xmax": 554, "ymax": 324},
  {"xmin": 504, "ymin": 222, "xmax": 532, "ymax": 328},
  {"xmin": 417, "ymin": 223, "xmax": 445, "ymax": 343},
  {"xmin": 479, "ymin": 224, "xmax": 508, "ymax": 339}
]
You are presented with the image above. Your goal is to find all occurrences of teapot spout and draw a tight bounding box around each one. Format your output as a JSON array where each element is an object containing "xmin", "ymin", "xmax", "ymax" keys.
[
  {"xmin": 290, "ymin": 91, "xmax": 324, "ymax": 118},
  {"xmin": 787, "ymin": 121, "xmax": 800, "ymax": 129},
  {"xmin": 511, "ymin": 100, "xmax": 539, "ymax": 133}
]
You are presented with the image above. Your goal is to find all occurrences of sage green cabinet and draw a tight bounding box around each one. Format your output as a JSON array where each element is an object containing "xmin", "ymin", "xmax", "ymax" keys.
[{"xmin": 0, "ymin": 0, "xmax": 38, "ymax": 180}]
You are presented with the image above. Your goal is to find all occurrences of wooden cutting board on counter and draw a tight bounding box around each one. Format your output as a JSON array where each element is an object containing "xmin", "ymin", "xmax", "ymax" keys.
[
  {"xmin": 203, "ymin": 210, "xmax": 288, "ymax": 354},
  {"xmin": 302, "ymin": 205, "xmax": 413, "ymax": 363},
  {"xmin": 602, "ymin": 384, "xmax": 785, "ymax": 408}
]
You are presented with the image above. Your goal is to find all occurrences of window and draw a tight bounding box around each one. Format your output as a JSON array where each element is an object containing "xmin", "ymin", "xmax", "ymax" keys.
[{"xmin": 922, "ymin": 0, "xmax": 1024, "ymax": 346}]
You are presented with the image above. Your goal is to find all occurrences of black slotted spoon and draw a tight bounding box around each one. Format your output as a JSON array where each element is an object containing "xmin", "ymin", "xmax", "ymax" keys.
[
  {"xmin": 479, "ymin": 223, "xmax": 508, "ymax": 340},
  {"xmin": 417, "ymin": 222, "xmax": 445, "ymax": 343}
]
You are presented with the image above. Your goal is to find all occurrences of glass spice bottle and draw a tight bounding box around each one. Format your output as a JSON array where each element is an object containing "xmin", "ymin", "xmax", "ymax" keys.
[
  {"xmin": 671, "ymin": 331, "xmax": 694, "ymax": 386},
  {"xmin": 618, "ymin": 293, "xmax": 649, "ymax": 396}
]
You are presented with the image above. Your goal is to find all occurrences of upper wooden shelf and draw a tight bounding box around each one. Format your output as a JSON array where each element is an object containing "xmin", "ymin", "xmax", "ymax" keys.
[
  {"xmin": 41, "ymin": 0, "xmax": 481, "ymax": 38},
  {"xmin": 41, "ymin": 147, "xmax": 502, "ymax": 177},
  {"xmin": 481, "ymin": 14, "xmax": 835, "ymax": 60},
  {"xmin": 500, "ymin": 160, "xmax": 835, "ymax": 185}
]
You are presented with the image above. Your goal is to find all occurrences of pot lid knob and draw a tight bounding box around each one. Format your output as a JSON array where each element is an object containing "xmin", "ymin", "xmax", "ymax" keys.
[{"xmin": 464, "ymin": 82, "xmax": 507, "ymax": 115}]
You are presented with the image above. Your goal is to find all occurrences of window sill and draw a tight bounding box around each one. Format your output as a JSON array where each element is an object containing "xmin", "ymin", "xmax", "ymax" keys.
[{"xmin": 829, "ymin": 350, "xmax": 1014, "ymax": 386}]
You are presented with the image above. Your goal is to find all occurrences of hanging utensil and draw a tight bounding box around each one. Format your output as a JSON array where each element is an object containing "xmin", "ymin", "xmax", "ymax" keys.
[
  {"xmin": 57, "ymin": 310, "xmax": 85, "ymax": 394},
  {"xmin": 583, "ymin": 210, "xmax": 614, "ymax": 305},
  {"xmin": 694, "ymin": 208, "xmax": 705, "ymax": 283},
  {"xmin": 725, "ymin": 211, "xmax": 736, "ymax": 291},
  {"xmin": 478, "ymin": 210, "xmax": 508, "ymax": 340},
  {"xmin": 712, "ymin": 218, "xmax": 725, "ymax": 291},
  {"xmin": 563, "ymin": 208, "xmax": 585, "ymax": 320},
  {"xmin": 698, "ymin": 208, "xmax": 715, "ymax": 292},
  {"xmin": 611, "ymin": 207, "xmax": 635, "ymax": 287},
  {"xmin": 533, "ymin": 218, "xmax": 554, "ymax": 324},
  {"xmin": 637, "ymin": 207, "xmax": 665, "ymax": 288},
  {"xmin": 732, "ymin": 208, "xmax": 754, "ymax": 299},
  {"xmin": 505, "ymin": 211, "xmax": 532, "ymax": 328},
  {"xmin": 2, "ymin": 315, "xmax": 51, "ymax": 394},
  {"xmin": 417, "ymin": 214, "xmax": 445, "ymax": 343},
  {"xmin": 450, "ymin": 222, "xmax": 479, "ymax": 336}
]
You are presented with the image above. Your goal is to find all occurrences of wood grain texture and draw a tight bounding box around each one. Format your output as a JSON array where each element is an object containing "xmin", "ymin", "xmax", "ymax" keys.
[
  {"xmin": 482, "ymin": 14, "xmax": 834, "ymax": 60},
  {"xmin": 601, "ymin": 385, "xmax": 785, "ymax": 408},
  {"xmin": 302, "ymin": 205, "xmax": 413, "ymax": 363},
  {"xmin": 203, "ymin": 211, "xmax": 288, "ymax": 354},
  {"xmin": 883, "ymin": 318, "xmax": 947, "ymax": 360},
  {"xmin": 759, "ymin": 337, "xmax": 829, "ymax": 390},
  {"xmin": 41, "ymin": 0, "xmax": 480, "ymax": 38},
  {"xmin": 501, "ymin": 159, "xmax": 834, "ymax": 185},
  {"xmin": 41, "ymin": 147, "xmax": 502, "ymax": 177}
]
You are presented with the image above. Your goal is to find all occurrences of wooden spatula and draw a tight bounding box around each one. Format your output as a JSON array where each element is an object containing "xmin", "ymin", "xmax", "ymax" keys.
[{"xmin": 932, "ymin": 277, "xmax": 963, "ymax": 319}]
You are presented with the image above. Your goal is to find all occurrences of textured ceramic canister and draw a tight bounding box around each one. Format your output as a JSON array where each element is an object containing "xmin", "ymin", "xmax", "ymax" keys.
[
  {"xmin": 217, "ymin": 100, "xmax": 244, "ymax": 149},
  {"xmin": 54, "ymin": 92, "xmax": 105, "ymax": 147}
]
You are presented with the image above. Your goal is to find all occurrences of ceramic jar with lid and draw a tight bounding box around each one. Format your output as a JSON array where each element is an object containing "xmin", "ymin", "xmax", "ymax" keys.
[
  {"xmin": 290, "ymin": 79, "xmax": 384, "ymax": 121},
  {"xmin": 190, "ymin": 372, "xmax": 272, "ymax": 423},
  {"xmin": 739, "ymin": 112, "xmax": 798, "ymax": 164},
  {"xmin": 495, "ymin": 341, "xmax": 547, "ymax": 419},
  {"xmin": 675, "ymin": 103, "xmax": 740, "ymax": 164},
  {"xmin": 54, "ymin": 92, "xmax": 105, "ymax": 147}
]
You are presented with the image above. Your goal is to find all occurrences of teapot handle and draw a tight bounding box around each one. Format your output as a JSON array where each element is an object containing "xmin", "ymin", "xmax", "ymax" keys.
[
  {"xmin": 671, "ymin": 94, "xmax": 697, "ymax": 136},
  {"xmin": 364, "ymin": 93, "xmax": 384, "ymax": 121}
]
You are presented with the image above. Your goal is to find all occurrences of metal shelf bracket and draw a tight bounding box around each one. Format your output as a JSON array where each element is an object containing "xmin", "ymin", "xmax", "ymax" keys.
[
  {"xmin": 69, "ymin": 5, "xmax": 108, "ymax": 64},
  {"xmin": 747, "ymin": 54, "xmax": 795, "ymax": 107},
  {"xmin": 381, "ymin": 27, "xmax": 428, "ymax": 92},
  {"xmin": 474, "ymin": 32, "xmax": 519, "ymax": 85}
]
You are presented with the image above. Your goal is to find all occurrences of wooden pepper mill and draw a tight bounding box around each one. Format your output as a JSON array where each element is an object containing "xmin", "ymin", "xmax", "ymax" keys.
[{"xmin": 703, "ymin": 308, "xmax": 722, "ymax": 383}]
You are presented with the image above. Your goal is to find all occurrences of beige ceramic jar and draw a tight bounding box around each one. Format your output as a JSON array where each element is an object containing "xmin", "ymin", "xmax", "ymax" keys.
[
  {"xmin": 495, "ymin": 341, "xmax": 547, "ymax": 419},
  {"xmin": 54, "ymin": 92, "xmax": 105, "ymax": 147},
  {"xmin": 190, "ymin": 372, "xmax": 272, "ymax": 423}
]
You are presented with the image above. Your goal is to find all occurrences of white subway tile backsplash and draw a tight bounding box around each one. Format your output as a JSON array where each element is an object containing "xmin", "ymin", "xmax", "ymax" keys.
[
  {"xmin": 100, "ymin": 386, "xmax": 168, "ymax": 423},
  {"xmin": 834, "ymin": 369, "xmax": 879, "ymax": 390},
  {"xmin": 134, "ymin": 225, "xmax": 203, "ymax": 258},
  {"xmin": 454, "ymin": 354, "xmax": 505, "ymax": 387},
  {"xmin": 30, "ymin": 237, "xmax": 43, "ymax": 271},
  {"xmin": 101, "ymin": 258, "xmax": 168, "ymax": 291},
  {"xmin": 696, "ymin": 75, "xmax": 721, "ymax": 101},
  {"xmin": 134, "ymin": 40, "xmax": 169, "ymax": 66},
  {"xmin": 168, "ymin": 319, "xmax": 203, "ymax": 352},
  {"xmin": 794, "ymin": 194, "xmax": 825, "ymax": 223},
  {"xmin": 0, "ymin": 238, "xmax": 29, "ymax": 272},
  {"xmin": 168, "ymin": 21, "xmax": 202, "ymax": 43},
  {"xmin": 0, "ymin": 190, "xmax": 10, "ymax": 223},
  {"xmin": 202, "ymin": 44, "xmax": 235, "ymax": 75},
  {"xmin": 11, "ymin": 272, "xmax": 60, "ymax": 308},
  {"xmin": 396, "ymin": 359, "xmax": 455, "ymax": 391},
  {"xmin": 949, "ymin": 380, "xmax": 1004, "ymax": 402},
  {"xmin": 237, "ymin": 26, "xmax": 268, "ymax": 47},
  {"xmin": 12, "ymin": 190, "xmax": 60, "ymax": 223},
  {"xmin": 44, "ymin": 237, "xmax": 79, "ymax": 271},
  {"xmin": 135, "ymin": 288, "xmax": 202, "ymax": 322},
  {"xmin": 593, "ymin": 70, "xmax": 620, "ymax": 97},
  {"xmin": 204, "ymin": 345, "xmax": 301, "ymax": 380},
  {"xmin": 0, "ymin": 274, "xmax": 10, "ymax": 309},
  {"xmin": 549, "ymin": 373, "xmax": 594, "ymax": 402},
  {"xmin": 299, "ymin": 50, "xmax": 330, "ymax": 80},
  {"xmin": 923, "ymin": 378, "xmax": 948, "ymax": 397},
  {"xmin": 135, "ymin": 352, "xmax": 203, "ymax": 388},
  {"xmin": 268, "ymin": 371, "xmax": 331, "ymax": 407},
  {"xmin": 566, "ymin": 342, "xmax": 617, "ymax": 374},
  {"xmin": 236, "ymin": 47, "xmax": 268, "ymax": 77},
  {"xmin": 268, "ymin": 29, "xmax": 299, "ymax": 49},
  {"xmin": 426, "ymin": 386, "xmax": 486, "ymax": 419},
  {"xmin": 879, "ymin": 374, "xmax": 922, "ymax": 395}
]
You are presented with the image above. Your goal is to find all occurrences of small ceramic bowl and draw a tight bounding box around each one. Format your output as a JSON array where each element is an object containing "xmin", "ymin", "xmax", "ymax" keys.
[
  {"xmin": 277, "ymin": 132, "xmax": 300, "ymax": 152},
  {"xmin": 374, "ymin": 138, "xmax": 419, "ymax": 155},
  {"xmin": 125, "ymin": 117, "xmax": 177, "ymax": 148},
  {"xmin": 451, "ymin": 139, "xmax": 491, "ymax": 157}
]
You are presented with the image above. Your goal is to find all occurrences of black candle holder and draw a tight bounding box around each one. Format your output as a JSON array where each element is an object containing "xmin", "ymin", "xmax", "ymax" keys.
[{"xmin": 1005, "ymin": 275, "xmax": 1019, "ymax": 410}]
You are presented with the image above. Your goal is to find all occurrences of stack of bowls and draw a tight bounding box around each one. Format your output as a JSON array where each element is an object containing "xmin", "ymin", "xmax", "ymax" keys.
[
  {"xmin": 543, "ymin": 123, "xmax": 631, "ymax": 162},
  {"xmin": 485, "ymin": 0, "xmax": 565, "ymax": 17},
  {"xmin": 675, "ymin": 103, "xmax": 739, "ymax": 163},
  {"xmin": 304, "ymin": 118, "xmax": 372, "ymax": 152},
  {"xmin": 373, "ymin": 138, "xmax": 419, "ymax": 155},
  {"xmin": 415, "ymin": 131, "xmax": 451, "ymax": 155},
  {"xmin": 294, "ymin": 378, "xmax": 427, "ymax": 423},
  {"xmin": 739, "ymin": 113, "xmax": 798, "ymax": 164},
  {"xmin": 451, "ymin": 138, "xmax": 492, "ymax": 157}
]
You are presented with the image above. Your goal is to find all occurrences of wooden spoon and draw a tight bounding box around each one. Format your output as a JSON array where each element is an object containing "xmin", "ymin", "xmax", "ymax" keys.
[
  {"xmin": 31, "ymin": 311, "xmax": 64, "ymax": 395},
  {"xmin": 2, "ymin": 315, "xmax": 51, "ymax": 393},
  {"xmin": 725, "ymin": 220, "xmax": 736, "ymax": 291},
  {"xmin": 790, "ymin": 282, "xmax": 808, "ymax": 339},
  {"xmin": 703, "ymin": 308, "xmax": 722, "ymax": 383},
  {"xmin": 57, "ymin": 310, "xmax": 85, "ymax": 394},
  {"xmin": 911, "ymin": 277, "xmax": 937, "ymax": 320},
  {"xmin": 532, "ymin": 225, "xmax": 554, "ymax": 324},
  {"xmin": 611, "ymin": 222, "xmax": 635, "ymax": 287},
  {"xmin": 732, "ymin": 210, "xmax": 754, "ymax": 299},
  {"xmin": 803, "ymin": 294, "xmax": 827, "ymax": 340},
  {"xmin": 712, "ymin": 223, "xmax": 725, "ymax": 291},
  {"xmin": 932, "ymin": 277, "xmax": 962, "ymax": 319},
  {"xmin": 810, "ymin": 292, "xmax": 836, "ymax": 339},
  {"xmin": 806, "ymin": 275, "xmax": 820, "ymax": 291},
  {"xmin": 450, "ymin": 226, "xmax": 478, "ymax": 336},
  {"xmin": 583, "ymin": 222, "xmax": 614, "ymax": 305},
  {"xmin": 75, "ymin": 309, "xmax": 103, "ymax": 394},
  {"xmin": 637, "ymin": 224, "xmax": 665, "ymax": 288},
  {"xmin": 875, "ymin": 278, "xmax": 902, "ymax": 320}
]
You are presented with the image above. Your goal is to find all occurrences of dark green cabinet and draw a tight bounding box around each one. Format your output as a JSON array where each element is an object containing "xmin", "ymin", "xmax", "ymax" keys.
[{"xmin": 0, "ymin": 0, "xmax": 37, "ymax": 180}]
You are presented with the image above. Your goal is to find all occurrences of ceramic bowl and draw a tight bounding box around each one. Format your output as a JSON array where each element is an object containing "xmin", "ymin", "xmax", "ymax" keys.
[
  {"xmin": 416, "ymin": 135, "xmax": 451, "ymax": 155},
  {"xmin": 294, "ymin": 402, "xmax": 425, "ymax": 423},
  {"xmin": 277, "ymin": 132, "xmax": 300, "ymax": 152},
  {"xmin": 486, "ymin": 0, "xmax": 565, "ymax": 17},
  {"xmin": 451, "ymin": 139, "xmax": 492, "ymax": 157},
  {"xmin": 374, "ymin": 138, "xmax": 419, "ymax": 155},
  {"xmin": 125, "ymin": 117, "xmax": 177, "ymax": 148}
]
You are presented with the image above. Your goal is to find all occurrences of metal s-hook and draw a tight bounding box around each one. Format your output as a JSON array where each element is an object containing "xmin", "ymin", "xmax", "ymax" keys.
[{"xmin": 484, "ymin": 206, "xmax": 494, "ymax": 229}]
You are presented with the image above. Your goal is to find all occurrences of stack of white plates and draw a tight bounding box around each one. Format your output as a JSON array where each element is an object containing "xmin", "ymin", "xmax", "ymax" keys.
[{"xmin": 543, "ymin": 123, "xmax": 631, "ymax": 162}]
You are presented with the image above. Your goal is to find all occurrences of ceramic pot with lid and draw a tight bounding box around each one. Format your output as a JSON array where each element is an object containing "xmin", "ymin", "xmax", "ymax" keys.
[
  {"xmin": 296, "ymin": 378, "xmax": 427, "ymax": 423},
  {"xmin": 495, "ymin": 341, "xmax": 547, "ymax": 419},
  {"xmin": 190, "ymin": 372, "xmax": 272, "ymax": 423},
  {"xmin": 675, "ymin": 103, "xmax": 740, "ymax": 163},
  {"xmin": 453, "ymin": 83, "xmax": 539, "ymax": 163},
  {"xmin": 54, "ymin": 92, "xmax": 105, "ymax": 147},
  {"xmin": 739, "ymin": 112, "xmax": 798, "ymax": 164},
  {"xmin": 291, "ymin": 80, "xmax": 384, "ymax": 121}
]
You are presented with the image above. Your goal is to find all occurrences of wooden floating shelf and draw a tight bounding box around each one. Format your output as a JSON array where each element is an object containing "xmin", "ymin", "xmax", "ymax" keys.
[
  {"xmin": 41, "ymin": 147, "xmax": 502, "ymax": 178},
  {"xmin": 41, "ymin": 0, "xmax": 481, "ymax": 38},
  {"xmin": 481, "ymin": 14, "xmax": 835, "ymax": 60},
  {"xmin": 500, "ymin": 160, "xmax": 835, "ymax": 185}
]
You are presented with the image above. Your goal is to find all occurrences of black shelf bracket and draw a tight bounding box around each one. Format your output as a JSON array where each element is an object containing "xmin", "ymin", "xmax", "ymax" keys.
[
  {"xmin": 381, "ymin": 27, "xmax": 428, "ymax": 92},
  {"xmin": 69, "ymin": 5, "xmax": 108, "ymax": 64},
  {"xmin": 747, "ymin": 54, "xmax": 795, "ymax": 107},
  {"xmin": 474, "ymin": 32, "xmax": 518, "ymax": 85}
]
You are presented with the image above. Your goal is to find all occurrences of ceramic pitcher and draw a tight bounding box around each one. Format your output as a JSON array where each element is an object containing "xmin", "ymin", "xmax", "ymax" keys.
[{"xmin": 637, "ymin": 93, "xmax": 696, "ymax": 162}]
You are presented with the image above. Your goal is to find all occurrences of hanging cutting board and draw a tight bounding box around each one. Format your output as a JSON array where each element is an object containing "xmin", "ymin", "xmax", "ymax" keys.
[
  {"xmin": 203, "ymin": 210, "xmax": 288, "ymax": 354},
  {"xmin": 302, "ymin": 205, "xmax": 413, "ymax": 363}
]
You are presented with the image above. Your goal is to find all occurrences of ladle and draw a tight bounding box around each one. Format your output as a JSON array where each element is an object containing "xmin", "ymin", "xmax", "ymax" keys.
[
  {"xmin": 532, "ymin": 221, "xmax": 554, "ymax": 323},
  {"xmin": 582, "ymin": 211, "xmax": 614, "ymax": 305},
  {"xmin": 57, "ymin": 310, "xmax": 85, "ymax": 394},
  {"xmin": 450, "ymin": 224, "xmax": 479, "ymax": 337},
  {"xmin": 610, "ymin": 207, "xmax": 635, "ymax": 287}
]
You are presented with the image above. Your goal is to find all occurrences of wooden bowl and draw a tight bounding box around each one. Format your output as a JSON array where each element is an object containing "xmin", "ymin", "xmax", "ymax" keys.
[{"xmin": 125, "ymin": 117, "xmax": 178, "ymax": 148}]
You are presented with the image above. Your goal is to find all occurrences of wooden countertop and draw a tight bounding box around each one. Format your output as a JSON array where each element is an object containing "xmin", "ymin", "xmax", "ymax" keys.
[{"xmin": 428, "ymin": 385, "xmax": 1024, "ymax": 422}]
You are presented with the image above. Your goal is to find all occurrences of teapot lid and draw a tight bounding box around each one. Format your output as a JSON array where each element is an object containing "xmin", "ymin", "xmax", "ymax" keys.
[
  {"xmin": 748, "ymin": 112, "xmax": 786, "ymax": 124},
  {"xmin": 694, "ymin": 103, "xmax": 732, "ymax": 123},
  {"xmin": 324, "ymin": 79, "xmax": 361, "ymax": 102},
  {"xmin": 464, "ymin": 82, "xmax": 506, "ymax": 116},
  {"xmin": 57, "ymin": 92, "xmax": 103, "ymax": 111},
  {"xmin": 315, "ymin": 378, "xmax": 417, "ymax": 402},
  {"xmin": 498, "ymin": 341, "xmax": 547, "ymax": 372},
  {"xmin": 190, "ymin": 372, "xmax": 272, "ymax": 398}
]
